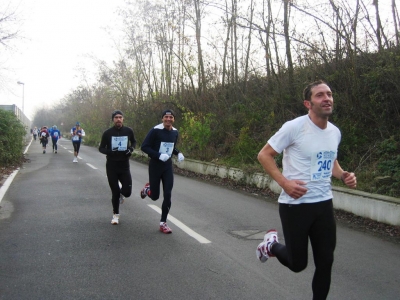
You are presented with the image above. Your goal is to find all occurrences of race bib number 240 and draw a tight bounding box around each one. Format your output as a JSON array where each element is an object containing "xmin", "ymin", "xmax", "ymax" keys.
[{"xmin": 310, "ymin": 151, "xmax": 336, "ymax": 181}]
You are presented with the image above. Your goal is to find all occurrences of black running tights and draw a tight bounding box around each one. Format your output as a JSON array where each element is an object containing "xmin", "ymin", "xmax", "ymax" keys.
[
  {"xmin": 52, "ymin": 139, "xmax": 58, "ymax": 150},
  {"xmin": 72, "ymin": 141, "xmax": 81, "ymax": 154},
  {"xmin": 271, "ymin": 200, "xmax": 336, "ymax": 300},
  {"xmin": 106, "ymin": 160, "xmax": 132, "ymax": 214},
  {"xmin": 148, "ymin": 159, "xmax": 174, "ymax": 223}
]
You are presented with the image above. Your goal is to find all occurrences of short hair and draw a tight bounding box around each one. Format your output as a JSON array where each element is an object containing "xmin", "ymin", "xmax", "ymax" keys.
[{"xmin": 303, "ymin": 80, "xmax": 329, "ymax": 101}]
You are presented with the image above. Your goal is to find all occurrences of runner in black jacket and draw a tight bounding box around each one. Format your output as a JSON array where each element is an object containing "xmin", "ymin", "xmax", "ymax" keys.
[
  {"xmin": 99, "ymin": 110, "xmax": 136, "ymax": 225},
  {"xmin": 140, "ymin": 109, "xmax": 185, "ymax": 234}
]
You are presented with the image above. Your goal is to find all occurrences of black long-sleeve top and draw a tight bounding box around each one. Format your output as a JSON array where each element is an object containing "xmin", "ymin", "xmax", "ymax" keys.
[
  {"xmin": 141, "ymin": 124, "xmax": 180, "ymax": 161},
  {"xmin": 99, "ymin": 125, "xmax": 136, "ymax": 161}
]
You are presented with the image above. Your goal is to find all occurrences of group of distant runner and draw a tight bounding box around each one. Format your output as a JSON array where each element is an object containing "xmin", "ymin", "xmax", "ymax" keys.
[{"xmin": 31, "ymin": 122, "xmax": 84, "ymax": 160}]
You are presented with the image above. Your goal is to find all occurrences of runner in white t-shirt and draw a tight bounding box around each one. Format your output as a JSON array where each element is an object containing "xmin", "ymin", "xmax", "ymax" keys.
[{"xmin": 256, "ymin": 80, "xmax": 357, "ymax": 300}]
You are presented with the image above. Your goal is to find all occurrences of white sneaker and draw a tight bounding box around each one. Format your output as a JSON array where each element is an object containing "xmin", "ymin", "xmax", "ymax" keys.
[
  {"xmin": 256, "ymin": 229, "xmax": 278, "ymax": 263},
  {"xmin": 111, "ymin": 214, "xmax": 119, "ymax": 225},
  {"xmin": 73, "ymin": 157, "xmax": 78, "ymax": 163},
  {"xmin": 119, "ymin": 194, "xmax": 125, "ymax": 204}
]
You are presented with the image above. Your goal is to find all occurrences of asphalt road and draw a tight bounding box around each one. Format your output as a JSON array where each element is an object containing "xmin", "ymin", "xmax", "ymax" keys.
[{"xmin": 0, "ymin": 138, "xmax": 399, "ymax": 300}]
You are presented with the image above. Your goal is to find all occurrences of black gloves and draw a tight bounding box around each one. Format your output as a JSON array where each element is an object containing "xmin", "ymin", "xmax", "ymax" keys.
[
  {"xmin": 125, "ymin": 147, "xmax": 134, "ymax": 156},
  {"xmin": 107, "ymin": 147, "xmax": 119, "ymax": 156},
  {"xmin": 107, "ymin": 147, "xmax": 133, "ymax": 156}
]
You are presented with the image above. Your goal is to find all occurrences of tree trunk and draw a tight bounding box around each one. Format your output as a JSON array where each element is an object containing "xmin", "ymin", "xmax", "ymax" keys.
[{"xmin": 194, "ymin": 0, "xmax": 206, "ymax": 95}]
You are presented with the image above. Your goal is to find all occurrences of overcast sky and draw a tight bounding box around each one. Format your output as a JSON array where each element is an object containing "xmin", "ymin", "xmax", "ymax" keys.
[{"xmin": 0, "ymin": 0, "xmax": 126, "ymax": 120}]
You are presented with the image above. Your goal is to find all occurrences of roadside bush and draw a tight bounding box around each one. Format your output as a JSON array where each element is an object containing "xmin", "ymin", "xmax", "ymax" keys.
[
  {"xmin": 375, "ymin": 137, "xmax": 400, "ymax": 197},
  {"xmin": 0, "ymin": 110, "xmax": 26, "ymax": 167}
]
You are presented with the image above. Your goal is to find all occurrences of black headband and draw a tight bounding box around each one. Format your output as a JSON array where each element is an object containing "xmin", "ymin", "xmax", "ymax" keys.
[{"xmin": 161, "ymin": 109, "xmax": 175, "ymax": 118}]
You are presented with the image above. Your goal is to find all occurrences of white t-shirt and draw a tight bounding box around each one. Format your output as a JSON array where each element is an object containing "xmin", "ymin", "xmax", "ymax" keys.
[{"xmin": 268, "ymin": 115, "xmax": 341, "ymax": 204}]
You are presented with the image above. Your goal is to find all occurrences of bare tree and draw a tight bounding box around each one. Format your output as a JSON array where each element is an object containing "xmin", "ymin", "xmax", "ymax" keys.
[
  {"xmin": 242, "ymin": 0, "xmax": 254, "ymax": 94},
  {"xmin": 283, "ymin": 0, "xmax": 295, "ymax": 104},
  {"xmin": 392, "ymin": 0, "xmax": 399, "ymax": 46},
  {"xmin": 193, "ymin": 0, "xmax": 207, "ymax": 94},
  {"xmin": 0, "ymin": 2, "xmax": 21, "ymax": 89},
  {"xmin": 0, "ymin": 2, "xmax": 19, "ymax": 48}
]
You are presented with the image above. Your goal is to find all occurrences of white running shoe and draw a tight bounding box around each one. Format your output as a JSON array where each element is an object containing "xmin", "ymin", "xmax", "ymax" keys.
[
  {"xmin": 111, "ymin": 214, "xmax": 119, "ymax": 225},
  {"xmin": 256, "ymin": 229, "xmax": 278, "ymax": 263},
  {"xmin": 73, "ymin": 157, "xmax": 78, "ymax": 163},
  {"xmin": 160, "ymin": 222, "xmax": 172, "ymax": 234},
  {"xmin": 119, "ymin": 194, "xmax": 125, "ymax": 204}
]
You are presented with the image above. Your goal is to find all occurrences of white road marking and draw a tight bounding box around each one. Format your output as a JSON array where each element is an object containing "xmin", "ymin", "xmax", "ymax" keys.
[
  {"xmin": 86, "ymin": 163, "xmax": 97, "ymax": 169},
  {"xmin": 0, "ymin": 169, "xmax": 19, "ymax": 204},
  {"xmin": 1, "ymin": 139, "xmax": 31, "ymax": 203},
  {"xmin": 148, "ymin": 204, "xmax": 211, "ymax": 244}
]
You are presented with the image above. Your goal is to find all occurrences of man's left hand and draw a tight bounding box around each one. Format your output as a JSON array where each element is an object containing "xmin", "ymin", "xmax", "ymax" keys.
[
  {"xmin": 178, "ymin": 153, "xmax": 185, "ymax": 162},
  {"xmin": 125, "ymin": 147, "xmax": 133, "ymax": 156},
  {"xmin": 341, "ymin": 171, "xmax": 357, "ymax": 189}
]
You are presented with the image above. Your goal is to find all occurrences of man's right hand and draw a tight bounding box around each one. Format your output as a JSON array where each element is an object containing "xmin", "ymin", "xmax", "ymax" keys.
[
  {"xmin": 159, "ymin": 153, "xmax": 170, "ymax": 162},
  {"xmin": 108, "ymin": 148, "xmax": 119, "ymax": 155},
  {"xmin": 282, "ymin": 180, "xmax": 308, "ymax": 199}
]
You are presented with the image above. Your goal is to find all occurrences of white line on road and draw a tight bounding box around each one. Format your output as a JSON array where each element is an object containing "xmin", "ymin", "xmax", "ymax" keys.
[
  {"xmin": 0, "ymin": 169, "xmax": 19, "ymax": 204},
  {"xmin": 0, "ymin": 139, "xmax": 32, "ymax": 203},
  {"xmin": 148, "ymin": 204, "xmax": 211, "ymax": 244},
  {"xmin": 86, "ymin": 163, "xmax": 98, "ymax": 169}
]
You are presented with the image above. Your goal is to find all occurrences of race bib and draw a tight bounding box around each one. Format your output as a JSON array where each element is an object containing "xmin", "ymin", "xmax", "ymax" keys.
[
  {"xmin": 53, "ymin": 132, "xmax": 59, "ymax": 138},
  {"xmin": 310, "ymin": 150, "xmax": 336, "ymax": 181},
  {"xmin": 159, "ymin": 142, "xmax": 174, "ymax": 156},
  {"xmin": 111, "ymin": 136, "xmax": 128, "ymax": 151},
  {"xmin": 72, "ymin": 135, "xmax": 79, "ymax": 141}
]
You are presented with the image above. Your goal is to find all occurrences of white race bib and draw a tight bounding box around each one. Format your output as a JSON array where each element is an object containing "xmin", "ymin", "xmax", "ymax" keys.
[
  {"xmin": 159, "ymin": 142, "xmax": 174, "ymax": 156},
  {"xmin": 112, "ymin": 136, "xmax": 128, "ymax": 151},
  {"xmin": 72, "ymin": 135, "xmax": 79, "ymax": 141},
  {"xmin": 310, "ymin": 150, "xmax": 336, "ymax": 181}
]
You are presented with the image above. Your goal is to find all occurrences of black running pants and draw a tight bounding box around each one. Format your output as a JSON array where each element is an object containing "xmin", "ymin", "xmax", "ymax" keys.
[
  {"xmin": 271, "ymin": 200, "xmax": 336, "ymax": 300},
  {"xmin": 148, "ymin": 159, "xmax": 174, "ymax": 222},
  {"xmin": 72, "ymin": 141, "xmax": 81, "ymax": 154},
  {"xmin": 106, "ymin": 160, "xmax": 132, "ymax": 214},
  {"xmin": 52, "ymin": 138, "xmax": 58, "ymax": 150}
]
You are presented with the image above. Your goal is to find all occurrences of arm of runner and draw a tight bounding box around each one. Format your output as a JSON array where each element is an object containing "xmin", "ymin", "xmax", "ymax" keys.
[
  {"xmin": 141, "ymin": 129, "xmax": 160, "ymax": 159},
  {"xmin": 332, "ymin": 160, "xmax": 357, "ymax": 189},
  {"xmin": 258, "ymin": 143, "xmax": 308, "ymax": 199}
]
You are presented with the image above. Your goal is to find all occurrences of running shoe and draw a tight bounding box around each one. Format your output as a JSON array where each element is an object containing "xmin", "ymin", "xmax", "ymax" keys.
[
  {"xmin": 111, "ymin": 214, "xmax": 119, "ymax": 225},
  {"xmin": 43, "ymin": 150, "xmax": 46, "ymax": 154},
  {"xmin": 73, "ymin": 157, "xmax": 78, "ymax": 163},
  {"xmin": 55, "ymin": 150, "xmax": 57, "ymax": 154},
  {"xmin": 160, "ymin": 222, "xmax": 172, "ymax": 234},
  {"xmin": 119, "ymin": 194, "xmax": 125, "ymax": 204},
  {"xmin": 140, "ymin": 183, "xmax": 150, "ymax": 199},
  {"xmin": 256, "ymin": 229, "xmax": 278, "ymax": 262}
]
